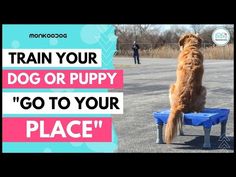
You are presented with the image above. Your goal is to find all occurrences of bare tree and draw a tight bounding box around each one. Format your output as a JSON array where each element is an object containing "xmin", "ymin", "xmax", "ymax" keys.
[
  {"xmin": 137, "ymin": 24, "xmax": 150, "ymax": 35},
  {"xmin": 200, "ymin": 26, "xmax": 215, "ymax": 45},
  {"xmin": 191, "ymin": 25, "xmax": 205, "ymax": 34},
  {"xmin": 224, "ymin": 24, "xmax": 234, "ymax": 43},
  {"xmin": 115, "ymin": 24, "xmax": 233, "ymax": 52}
]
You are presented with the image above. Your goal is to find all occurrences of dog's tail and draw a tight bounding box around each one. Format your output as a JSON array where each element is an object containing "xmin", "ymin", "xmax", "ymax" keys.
[{"xmin": 165, "ymin": 107, "xmax": 182, "ymax": 144}]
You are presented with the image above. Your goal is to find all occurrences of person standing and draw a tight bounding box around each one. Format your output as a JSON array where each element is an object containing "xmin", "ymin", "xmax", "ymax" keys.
[{"xmin": 132, "ymin": 41, "xmax": 141, "ymax": 64}]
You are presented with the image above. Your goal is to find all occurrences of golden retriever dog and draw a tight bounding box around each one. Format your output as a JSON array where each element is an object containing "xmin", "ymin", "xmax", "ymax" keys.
[{"xmin": 165, "ymin": 33, "xmax": 206, "ymax": 144}]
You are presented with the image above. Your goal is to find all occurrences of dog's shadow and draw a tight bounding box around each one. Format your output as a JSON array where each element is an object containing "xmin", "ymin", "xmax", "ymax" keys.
[{"xmin": 172, "ymin": 135, "xmax": 234, "ymax": 150}]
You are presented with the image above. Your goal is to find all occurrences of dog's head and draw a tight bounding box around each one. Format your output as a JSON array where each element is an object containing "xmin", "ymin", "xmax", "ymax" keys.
[{"xmin": 179, "ymin": 33, "xmax": 202, "ymax": 51}]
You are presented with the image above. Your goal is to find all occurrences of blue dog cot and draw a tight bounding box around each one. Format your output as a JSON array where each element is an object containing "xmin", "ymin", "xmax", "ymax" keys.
[{"xmin": 153, "ymin": 108, "xmax": 230, "ymax": 148}]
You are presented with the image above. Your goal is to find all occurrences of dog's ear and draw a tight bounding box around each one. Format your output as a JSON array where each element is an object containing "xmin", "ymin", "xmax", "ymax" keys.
[
  {"xmin": 179, "ymin": 34, "xmax": 188, "ymax": 47},
  {"xmin": 195, "ymin": 33, "xmax": 202, "ymax": 47},
  {"xmin": 198, "ymin": 37, "xmax": 202, "ymax": 47}
]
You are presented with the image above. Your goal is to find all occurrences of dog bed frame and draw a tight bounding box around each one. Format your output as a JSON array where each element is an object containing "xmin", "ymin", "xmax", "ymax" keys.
[{"xmin": 153, "ymin": 108, "xmax": 230, "ymax": 148}]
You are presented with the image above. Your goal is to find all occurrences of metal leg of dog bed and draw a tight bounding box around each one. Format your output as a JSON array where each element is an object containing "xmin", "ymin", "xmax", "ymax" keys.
[
  {"xmin": 221, "ymin": 121, "xmax": 227, "ymax": 137},
  {"xmin": 203, "ymin": 127, "xmax": 211, "ymax": 148},
  {"xmin": 156, "ymin": 124, "xmax": 164, "ymax": 144},
  {"xmin": 178, "ymin": 113, "xmax": 184, "ymax": 136}
]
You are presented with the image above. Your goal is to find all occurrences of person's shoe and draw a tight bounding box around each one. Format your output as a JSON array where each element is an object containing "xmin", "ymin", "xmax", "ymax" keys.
[{"xmin": 138, "ymin": 63, "xmax": 141, "ymax": 64}]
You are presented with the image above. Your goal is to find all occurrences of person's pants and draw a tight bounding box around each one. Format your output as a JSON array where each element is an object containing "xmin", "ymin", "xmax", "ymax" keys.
[{"xmin": 133, "ymin": 54, "xmax": 140, "ymax": 64}]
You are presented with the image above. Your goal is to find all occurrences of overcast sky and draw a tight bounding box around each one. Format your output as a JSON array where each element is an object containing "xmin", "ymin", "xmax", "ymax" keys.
[{"xmin": 152, "ymin": 24, "xmax": 231, "ymax": 32}]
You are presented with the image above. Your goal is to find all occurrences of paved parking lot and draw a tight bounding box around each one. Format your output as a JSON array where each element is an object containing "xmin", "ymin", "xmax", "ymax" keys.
[{"xmin": 113, "ymin": 57, "xmax": 234, "ymax": 153}]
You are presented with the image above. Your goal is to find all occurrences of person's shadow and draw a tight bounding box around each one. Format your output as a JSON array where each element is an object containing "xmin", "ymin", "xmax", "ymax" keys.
[{"xmin": 172, "ymin": 135, "xmax": 234, "ymax": 150}]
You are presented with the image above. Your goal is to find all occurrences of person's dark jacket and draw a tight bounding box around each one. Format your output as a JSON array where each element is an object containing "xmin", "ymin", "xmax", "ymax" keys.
[{"xmin": 132, "ymin": 44, "xmax": 140, "ymax": 55}]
